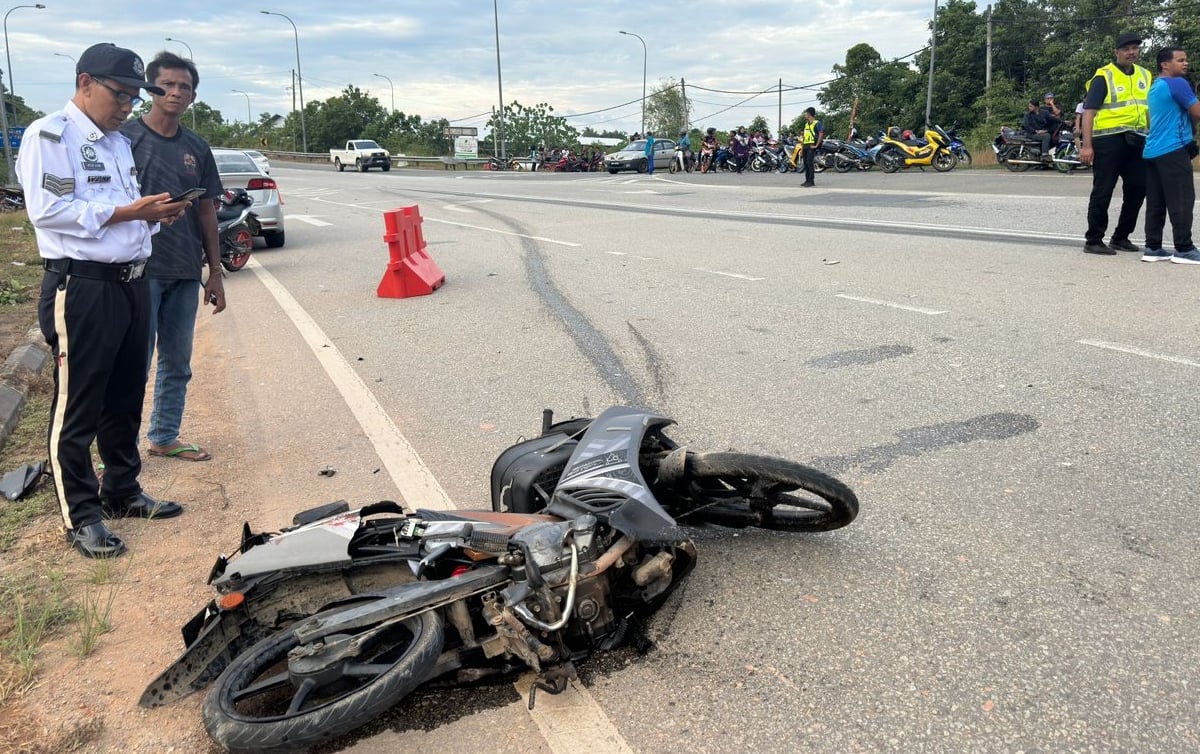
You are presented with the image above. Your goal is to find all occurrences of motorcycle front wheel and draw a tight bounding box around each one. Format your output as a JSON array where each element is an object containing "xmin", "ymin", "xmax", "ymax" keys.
[
  {"xmin": 955, "ymin": 148, "xmax": 972, "ymax": 167},
  {"xmin": 670, "ymin": 452, "xmax": 859, "ymax": 532},
  {"xmin": 202, "ymin": 610, "xmax": 443, "ymax": 752},
  {"xmin": 932, "ymin": 150, "xmax": 957, "ymax": 172}
]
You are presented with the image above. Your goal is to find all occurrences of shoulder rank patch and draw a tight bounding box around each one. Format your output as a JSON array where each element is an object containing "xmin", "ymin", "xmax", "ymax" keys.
[
  {"xmin": 42, "ymin": 173, "xmax": 75, "ymax": 197},
  {"xmin": 39, "ymin": 130, "xmax": 62, "ymax": 143}
]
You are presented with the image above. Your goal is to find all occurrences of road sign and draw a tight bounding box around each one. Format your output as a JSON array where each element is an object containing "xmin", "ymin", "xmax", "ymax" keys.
[
  {"xmin": 442, "ymin": 126, "xmax": 478, "ymax": 137},
  {"xmin": 8, "ymin": 127, "xmax": 25, "ymax": 150}
]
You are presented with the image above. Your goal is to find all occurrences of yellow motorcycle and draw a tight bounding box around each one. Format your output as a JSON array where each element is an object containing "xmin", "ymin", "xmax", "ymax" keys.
[{"xmin": 875, "ymin": 125, "xmax": 958, "ymax": 173}]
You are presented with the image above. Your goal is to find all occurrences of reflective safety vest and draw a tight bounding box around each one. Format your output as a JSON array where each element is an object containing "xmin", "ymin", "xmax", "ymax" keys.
[
  {"xmin": 803, "ymin": 120, "xmax": 820, "ymax": 145},
  {"xmin": 1089, "ymin": 63, "xmax": 1151, "ymax": 137}
]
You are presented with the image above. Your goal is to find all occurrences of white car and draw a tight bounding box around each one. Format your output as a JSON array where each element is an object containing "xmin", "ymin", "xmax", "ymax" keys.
[
  {"xmin": 211, "ymin": 148, "xmax": 285, "ymax": 248},
  {"xmin": 243, "ymin": 149, "xmax": 271, "ymax": 174}
]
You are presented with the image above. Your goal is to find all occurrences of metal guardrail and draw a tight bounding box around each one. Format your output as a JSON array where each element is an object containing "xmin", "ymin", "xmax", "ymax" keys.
[{"xmin": 259, "ymin": 150, "xmax": 491, "ymax": 170}]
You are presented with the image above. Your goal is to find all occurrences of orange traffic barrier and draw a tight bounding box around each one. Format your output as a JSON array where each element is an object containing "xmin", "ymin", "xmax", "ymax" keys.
[{"xmin": 376, "ymin": 205, "xmax": 446, "ymax": 298}]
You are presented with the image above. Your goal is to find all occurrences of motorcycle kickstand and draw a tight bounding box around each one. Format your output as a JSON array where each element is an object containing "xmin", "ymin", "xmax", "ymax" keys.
[{"xmin": 527, "ymin": 662, "xmax": 578, "ymax": 710}]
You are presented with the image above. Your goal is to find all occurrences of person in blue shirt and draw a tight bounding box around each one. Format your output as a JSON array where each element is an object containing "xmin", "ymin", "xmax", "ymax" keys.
[
  {"xmin": 644, "ymin": 132, "xmax": 656, "ymax": 174},
  {"xmin": 1141, "ymin": 47, "xmax": 1200, "ymax": 264},
  {"xmin": 677, "ymin": 130, "xmax": 692, "ymax": 171}
]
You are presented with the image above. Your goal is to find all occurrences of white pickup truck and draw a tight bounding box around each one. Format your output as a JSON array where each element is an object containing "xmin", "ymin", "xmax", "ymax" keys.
[{"xmin": 329, "ymin": 139, "xmax": 392, "ymax": 172}]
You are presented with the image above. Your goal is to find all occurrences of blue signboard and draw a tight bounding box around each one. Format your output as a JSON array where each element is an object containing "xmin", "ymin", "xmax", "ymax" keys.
[{"xmin": 8, "ymin": 127, "xmax": 25, "ymax": 150}]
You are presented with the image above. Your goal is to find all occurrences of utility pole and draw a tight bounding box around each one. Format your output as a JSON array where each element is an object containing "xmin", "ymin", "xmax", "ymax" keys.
[
  {"xmin": 681, "ymin": 77, "xmax": 688, "ymax": 134},
  {"xmin": 924, "ymin": 0, "xmax": 938, "ymax": 129},
  {"xmin": 985, "ymin": 4, "xmax": 993, "ymax": 123},
  {"xmin": 778, "ymin": 78, "xmax": 783, "ymax": 137}
]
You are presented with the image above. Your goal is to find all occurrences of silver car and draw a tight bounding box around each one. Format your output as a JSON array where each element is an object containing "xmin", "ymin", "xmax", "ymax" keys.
[
  {"xmin": 604, "ymin": 139, "xmax": 676, "ymax": 174},
  {"xmin": 211, "ymin": 148, "xmax": 285, "ymax": 248},
  {"xmin": 243, "ymin": 149, "xmax": 271, "ymax": 174}
]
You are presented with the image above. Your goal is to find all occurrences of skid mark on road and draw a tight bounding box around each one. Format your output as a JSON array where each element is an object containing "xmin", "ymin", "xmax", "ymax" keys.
[{"xmin": 813, "ymin": 413, "xmax": 1041, "ymax": 474}]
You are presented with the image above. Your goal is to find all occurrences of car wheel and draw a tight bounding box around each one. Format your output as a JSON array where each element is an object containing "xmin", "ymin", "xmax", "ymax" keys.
[
  {"xmin": 264, "ymin": 231, "xmax": 285, "ymax": 248},
  {"xmin": 335, "ymin": 158, "xmax": 344, "ymax": 172},
  {"xmin": 608, "ymin": 169, "xmax": 619, "ymax": 174},
  {"xmin": 637, "ymin": 158, "xmax": 647, "ymax": 173},
  {"xmin": 382, "ymin": 163, "xmax": 391, "ymax": 172}
]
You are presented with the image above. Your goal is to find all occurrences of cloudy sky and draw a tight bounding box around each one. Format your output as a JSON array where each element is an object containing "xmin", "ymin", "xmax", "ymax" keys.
[{"xmin": 7, "ymin": 1, "xmax": 937, "ymax": 138}]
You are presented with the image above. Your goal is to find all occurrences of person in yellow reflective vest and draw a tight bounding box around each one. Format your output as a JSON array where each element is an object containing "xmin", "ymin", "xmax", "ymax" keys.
[
  {"xmin": 799, "ymin": 107, "xmax": 823, "ymax": 187},
  {"xmin": 1079, "ymin": 31, "xmax": 1152, "ymax": 255}
]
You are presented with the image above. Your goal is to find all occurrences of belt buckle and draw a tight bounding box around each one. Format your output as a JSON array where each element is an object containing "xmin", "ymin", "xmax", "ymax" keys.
[{"xmin": 120, "ymin": 260, "xmax": 146, "ymax": 282}]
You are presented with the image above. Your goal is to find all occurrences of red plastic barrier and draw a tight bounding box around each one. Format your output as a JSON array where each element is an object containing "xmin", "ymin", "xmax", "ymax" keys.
[{"xmin": 377, "ymin": 205, "xmax": 446, "ymax": 298}]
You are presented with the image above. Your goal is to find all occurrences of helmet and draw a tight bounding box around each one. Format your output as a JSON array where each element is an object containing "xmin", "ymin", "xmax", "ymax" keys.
[
  {"xmin": 902, "ymin": 129, "xmax": 914, "ymax": 140},
  {"xmin": 680, "ymin": 131, "xmax": 687, "ymax": 137}
]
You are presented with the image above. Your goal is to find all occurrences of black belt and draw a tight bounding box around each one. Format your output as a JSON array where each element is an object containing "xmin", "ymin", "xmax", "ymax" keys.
[{"xmin": 44, "ymin": 258, "xmax": 147, "ymax": 282}]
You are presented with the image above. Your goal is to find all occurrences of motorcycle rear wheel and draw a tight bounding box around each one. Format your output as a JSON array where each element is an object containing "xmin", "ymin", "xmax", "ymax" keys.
[
  {"xmin": 221, "ymin": 228, "xmax": 253, "ymax": 272},
  {"xmin": 878, "ymin": 150, "xmax": 901, "ymax": 173},
  {"xmin": 1004, "ymin": 149, "xmax": 1032, "ymax": 172},
  {"xmin": 674, "ymin": 452, "xmax": 859, "ymax": 532},
  {"xmin": 202, "ymin": 610, "xmax": 443, "ymax": 752},
  {"xmin": 833, "ymin": 153, "xmax": 854, "ymax": 173}
]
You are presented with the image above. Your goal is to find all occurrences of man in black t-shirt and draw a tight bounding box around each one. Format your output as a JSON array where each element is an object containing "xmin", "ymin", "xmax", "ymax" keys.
[{"xmin": 122, "ymin": 51, "xmax": 224, "ymax": 463}]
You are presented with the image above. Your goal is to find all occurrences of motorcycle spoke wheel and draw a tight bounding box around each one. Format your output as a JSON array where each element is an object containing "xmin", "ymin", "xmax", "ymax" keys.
[
  {"xmin": 673, "ymin": 452, "xmax": 858, "ymax": 532},
  {"xmin": 202, "ymin": 611, "xmax": 443, "ymax": 752}
]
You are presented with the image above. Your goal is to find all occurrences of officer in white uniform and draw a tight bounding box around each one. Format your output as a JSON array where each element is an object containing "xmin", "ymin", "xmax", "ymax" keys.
[{"xmin": 17, "ymin": 43, "xmax": 190, "ymax": 558}]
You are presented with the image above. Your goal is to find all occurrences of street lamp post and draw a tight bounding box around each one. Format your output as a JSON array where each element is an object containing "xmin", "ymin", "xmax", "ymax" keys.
[
  {"xmin": 492, "ymin": 0, "xmax": 505, "ymax": 160},
  {"xmin": 53, "ymin": 51, "xmax": 73, "ymax": 65},
  {"xmin": 232, "ymin": 89, "xmax": 251, "ymax": 127},
  {"xmin": 372, "ymin": 73, "xmax": 394, "ymax": 113},
  {"xmin": 4, "ymin": 3, "xmax": 44, "ymax": 104},
  {"xmin": 261, "ymin": 10, "xmax": 307, "ymax": 153},
  {"xmin": 618, "ymin": 30, "xmax": 646, "ymax": 135},
  {"xmin": 1, "ymin": 3, "xmax": 44, "ymax": 185},
  {"xmin": 163, "ymin": 37, "xmax": 198, "ymax": 130}
]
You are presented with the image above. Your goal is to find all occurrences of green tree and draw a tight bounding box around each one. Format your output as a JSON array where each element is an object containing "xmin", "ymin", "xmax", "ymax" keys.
[
  {"xmin": 305, "ymin": 85, "xmax": 389, "ymax": 152},
  {"xmin": 484, "ymin": 101, "xmax": 577, "ymax": 156},
  {"xmin": 817, "ymin": 43, "xmax": 922, "ymax": 135},
  {"xmin": 644, "ymin": 79, "xmax": 689, "ymax": 138}
]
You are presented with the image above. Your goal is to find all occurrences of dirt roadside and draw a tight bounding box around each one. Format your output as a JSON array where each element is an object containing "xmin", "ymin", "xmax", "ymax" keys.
[{"xmin": 1, "ymin": 316, "xmax": 238, "ymax": 754}]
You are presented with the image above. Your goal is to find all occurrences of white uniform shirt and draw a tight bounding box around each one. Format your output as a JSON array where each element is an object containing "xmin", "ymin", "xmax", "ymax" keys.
[{"xmin": 16, "ymin": 101, "xmax": 155, "ymax": 263}]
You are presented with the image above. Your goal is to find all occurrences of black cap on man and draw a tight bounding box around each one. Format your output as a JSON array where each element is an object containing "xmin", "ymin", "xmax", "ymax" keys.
[{"xmin": 76, "ymin": 43, "xmax": 165, "ymax": 95}]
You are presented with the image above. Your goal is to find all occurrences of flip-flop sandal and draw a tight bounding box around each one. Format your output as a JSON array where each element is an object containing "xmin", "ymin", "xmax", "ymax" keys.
[{"xmin": 148, "ymin": 443, "xmax": 212, "ymax": 462}]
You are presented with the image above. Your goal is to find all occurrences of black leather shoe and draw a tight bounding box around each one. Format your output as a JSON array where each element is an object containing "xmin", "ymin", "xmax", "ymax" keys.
[
  {"xmin": 65, "ymin": 522, "xmax": 126, "ymax": 559},
  {"xmin": 101, "ymin": 492, "xmax": 183, "ymax": 520},
  {"xmin": 1083, "ymin": 241, "xmax": 1116, "ymax": 255},
  {"xmin": 1109, "ymin": 237, "xmax": 1140, "ymax": 252}
]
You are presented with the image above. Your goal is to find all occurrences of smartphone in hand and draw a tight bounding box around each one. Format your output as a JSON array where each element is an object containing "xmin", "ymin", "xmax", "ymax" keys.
[{"xmin": 168, "ymin": 187, "xmax": 206, "ymax": 203}]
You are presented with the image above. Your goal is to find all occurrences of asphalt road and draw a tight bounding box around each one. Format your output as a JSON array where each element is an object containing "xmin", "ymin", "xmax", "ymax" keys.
[{"xmin": 207, "ymin": 162, "xmax": 1200, "ymax": 753}]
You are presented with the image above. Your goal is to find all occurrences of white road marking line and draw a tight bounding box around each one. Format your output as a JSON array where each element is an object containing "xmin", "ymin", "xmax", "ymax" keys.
[
  {"xmin": 248, "ymin": 257, "xmax": 629, "ymax": 753},
  {"xmin": 443, "ymin": 198, "xmax": 494, "ymax": 213},
  {"xmin": 836, "ymin": 294, "xmax": 947, "ymax": 315},
  {"xmin": 286, "ymin": 215, "xmax": 334, "ymax": 226},
  {"xmin": 695, "ymin": 267, "xmax": 765, "ymax": 281},
  {"xmin": 606, "ymin": 251, "xmax": 655, "ymax": 260},
  {"xmin": 246, "ymin": 258, "xmax": 454, "ymax": 511},
  {"xmin": 423, "ymin": 217, "xmax": 581, "ymax": 247},
  {"xmin": 1077, "ymin": 339, "xmax": 1200, "ymax": 368}
]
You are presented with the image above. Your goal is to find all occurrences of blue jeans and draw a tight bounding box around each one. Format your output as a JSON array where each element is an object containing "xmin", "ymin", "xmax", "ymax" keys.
[{"xmin": 146, "ymin": 278, "xmax": 200, "ymax": 447}]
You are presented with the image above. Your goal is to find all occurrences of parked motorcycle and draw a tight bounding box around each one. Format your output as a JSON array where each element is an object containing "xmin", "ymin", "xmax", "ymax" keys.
[
  {"xmin": 140, "ymin": 406, "xmax": 859, "ymax": 752},
  {"xmin": 943, "ymin": 126, "xmax": 971, "ymax": 167},
  {"xmin": 1051, "ymin": 128, "xmax": 1087, "ymax": 173},
  {"xmin": 875, "ymin": 125, "xmax": 957, "ymax": 173},
  {"xmin": 669, "ymin": 143, "xmax": 693, "ymax": 174},
  {"xmin": 216, "ymin": 188, "xmax": 259, "ymax": 272}
]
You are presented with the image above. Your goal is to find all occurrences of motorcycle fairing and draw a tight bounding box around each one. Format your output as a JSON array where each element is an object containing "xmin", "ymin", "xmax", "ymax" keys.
[{"xmin": 545, "ymin": 406, "xmax": 683, "ymax": 543}]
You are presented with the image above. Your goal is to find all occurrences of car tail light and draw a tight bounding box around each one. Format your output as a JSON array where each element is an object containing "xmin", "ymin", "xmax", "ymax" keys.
[{"xmin": 247, "ymin": 177, "xmax": 276, "ymax": 191}]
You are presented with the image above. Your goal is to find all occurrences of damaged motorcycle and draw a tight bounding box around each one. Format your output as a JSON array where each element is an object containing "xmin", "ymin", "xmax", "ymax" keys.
[{"xmin": 140, "ymin": 406, "xmax": 859, "ymax": 751}]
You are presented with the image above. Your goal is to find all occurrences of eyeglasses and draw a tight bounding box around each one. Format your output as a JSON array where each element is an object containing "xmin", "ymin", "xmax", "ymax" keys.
[{"xmin": 91, "ymin": 77, "xmax": 143, "ymax": 108}]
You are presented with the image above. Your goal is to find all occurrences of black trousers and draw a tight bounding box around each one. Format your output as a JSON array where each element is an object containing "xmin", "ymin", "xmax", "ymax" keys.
[
  {"xmin": 1086, "ymin": 133, "xmax": 1146, "ymax": 244},
  {"xmin": 802, "ymin": 145, "xmax": 816, "ymax": 183},
  {"xmin": 39, "ymin": 270, "xmax": 150, "ymax": 529},
  {"xmin": 1144, "ymin": 146, "xmax": 1196, "ymax": 251}
]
